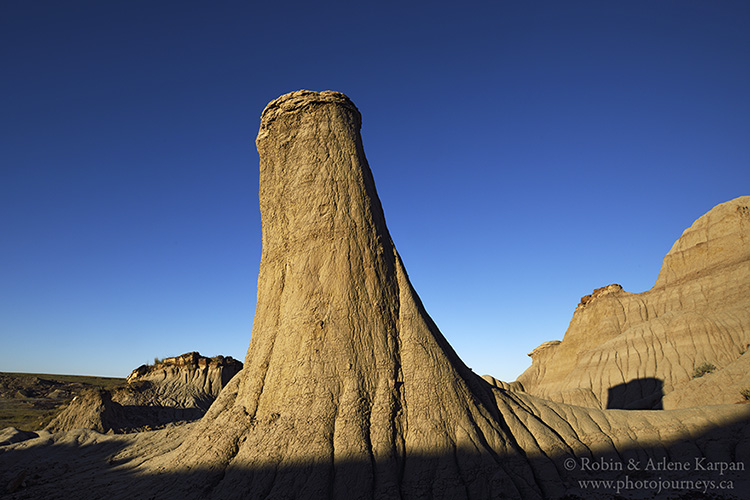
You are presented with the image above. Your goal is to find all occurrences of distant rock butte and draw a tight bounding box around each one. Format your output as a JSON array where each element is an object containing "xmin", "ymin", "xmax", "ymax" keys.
[
  {"xmin": 124, "ymin": 352, "xmax": 243, "ymax": 409},
  {"xmin": 518, "ymin": 196, "xmax": 750, "ymax": 409},
  {"xmin": 1, "ymin": 91, "xmax": 748, "ymax": 499},
  {"xmin": 45, "ymin": 352, "xmax": 242, "ymax": 433}
]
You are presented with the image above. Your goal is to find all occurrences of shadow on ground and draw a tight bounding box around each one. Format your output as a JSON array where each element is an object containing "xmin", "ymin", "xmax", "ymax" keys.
[
  {"xmin": 1, "ymin": 410, "xmax": 749, "ymax": 499},
  {"xmin": 607, "ymin": 377, "xmax": 664, "ymax": 410},
  {"xmin": 116, "ymin": 405, "xmax": 205, "ymax": 431}
]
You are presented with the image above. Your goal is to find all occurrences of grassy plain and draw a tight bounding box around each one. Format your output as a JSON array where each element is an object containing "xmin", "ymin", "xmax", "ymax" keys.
[{"xmin": 0, "ymin": 372, "xmax": 125, "ymax": 431}]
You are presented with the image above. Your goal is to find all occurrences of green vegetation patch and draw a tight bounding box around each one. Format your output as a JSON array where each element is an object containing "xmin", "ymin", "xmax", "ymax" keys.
[{"xmin": 692, "ymin": 362, "xmax": 717, "ymax": 379}]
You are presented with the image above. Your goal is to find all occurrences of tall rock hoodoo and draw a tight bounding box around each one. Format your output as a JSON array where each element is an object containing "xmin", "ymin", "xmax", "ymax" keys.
[{"xmin": 150, "ymin": 90, "xmax": 547, "ymax": 498}]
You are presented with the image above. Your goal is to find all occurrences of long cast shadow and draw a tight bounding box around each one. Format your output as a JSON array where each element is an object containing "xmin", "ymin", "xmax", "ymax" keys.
[{"xmin": 1, "ymin": 410, "xmax": 748, "ymax": 499}]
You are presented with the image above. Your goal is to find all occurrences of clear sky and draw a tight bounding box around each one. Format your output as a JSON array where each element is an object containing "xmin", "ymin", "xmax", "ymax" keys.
[{"xmin": 2, "ymin": 1, "xmax": 748, "ymax": 380}]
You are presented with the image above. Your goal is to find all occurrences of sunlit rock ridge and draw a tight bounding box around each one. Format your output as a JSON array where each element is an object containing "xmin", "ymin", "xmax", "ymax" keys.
[{"xmin": 518, "ymin": 196, "xmax": 750, "ymax": 410}]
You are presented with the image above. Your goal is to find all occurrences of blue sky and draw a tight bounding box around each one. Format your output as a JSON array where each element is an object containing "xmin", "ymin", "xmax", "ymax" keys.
[{"xmin": 1, "ymin": 1, "xmax": 748, "ymax": 380}]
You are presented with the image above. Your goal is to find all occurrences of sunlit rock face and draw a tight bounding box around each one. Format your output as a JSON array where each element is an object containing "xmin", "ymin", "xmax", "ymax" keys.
[
  {"xmin": 518, "ymin": 196, "xmax": 750, "ymax": 410},
  {"xmin": 149, "ymin": 89, "xmax": 550, "ymax": 498},
  {"xmin": 124, "ymin": 352, "xmax": 243, "ymax": 410}
]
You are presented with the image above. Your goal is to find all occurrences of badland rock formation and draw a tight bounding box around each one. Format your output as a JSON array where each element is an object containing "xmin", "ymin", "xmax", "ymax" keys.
[
  {"xmin": 45, "ymin": 352, "xmax": 242, "ymax": 433},
  {"xmin": 518, "ymin": 196, "xmax": 750, "ymax": 410},
  {"xmin": 1, "ymin": 91, "xmax": 748, "ymax": 499},
  {"xmin": 123, "ymin": 352, "xmax": 243, "ymax": 410}
]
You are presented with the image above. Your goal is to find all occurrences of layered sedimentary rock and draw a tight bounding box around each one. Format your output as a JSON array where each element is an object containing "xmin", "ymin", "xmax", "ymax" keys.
[
  {"xmin": 518, "ymin": 196, "xmax": 750, "ymax": 409},
  {"xmin": 123, "ymin": 352, "xmax": 243, "ymax": 410},
  {"xmin": 663, "ymin": 352, "xmax": 750, "ymax": 408},
  {"xmin": 1, "ymin": 91, "xmax": 748, "ymax": 499}
]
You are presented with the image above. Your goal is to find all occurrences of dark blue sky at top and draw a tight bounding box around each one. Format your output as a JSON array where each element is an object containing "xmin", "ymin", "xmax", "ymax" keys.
[{"xmin": 1, "ymin": 1, "xmax": 749, "ymax": 379}]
